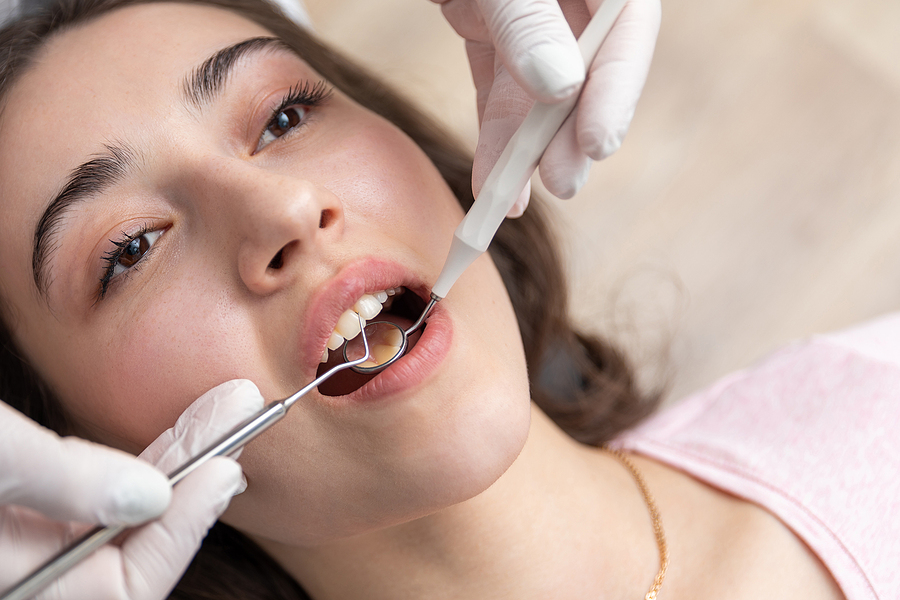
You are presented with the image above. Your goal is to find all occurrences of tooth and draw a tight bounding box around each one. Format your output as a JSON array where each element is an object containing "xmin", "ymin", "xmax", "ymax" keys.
[
  {"xmin": 354, "ymin": 294, "xmax": 383, "ymax": 320},
  {"xmin": 372, "ymin": 344, "xmax": 401, "ymax": 365},
  {"xmin": 386, "ymin": 287, "xmax": 397, "ymax": 296},
  {"xmin": 326, "ymin": 331, "xmax": 344, "ymax": 351},
  {"xmin": 384, "ymin": 326, "xmax": 403, "ymax": 347},
  {"xmin": 373, "ymin": 290, "xmax": 388, "ymax": 303},
  {"xmin": 334, "ymin": 309, "xmax": 363, "ymax": 340},
  {"xmin": 320, "ymin": 348, "xmax": 329, "ymax": 363}
]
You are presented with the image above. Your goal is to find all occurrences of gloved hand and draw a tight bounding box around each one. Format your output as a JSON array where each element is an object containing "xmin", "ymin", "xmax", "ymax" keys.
[
  {"xmin": 433, "ymin": 0, "xmax": 661, "ymax": 215},
  {"xmin": 0, "ymin": 379, "xmax": 264, "ymax": 600}
]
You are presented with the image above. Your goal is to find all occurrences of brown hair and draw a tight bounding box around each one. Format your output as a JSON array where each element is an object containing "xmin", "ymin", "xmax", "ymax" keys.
[{"xmin": 0, "ymin": 0, "xmax": 660, "ymax": 597}]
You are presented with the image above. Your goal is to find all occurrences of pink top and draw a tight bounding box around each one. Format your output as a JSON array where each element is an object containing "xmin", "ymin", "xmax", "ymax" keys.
[{"xmin": 614, "ymin": 313, "xmax": 900, "ymax": 600}]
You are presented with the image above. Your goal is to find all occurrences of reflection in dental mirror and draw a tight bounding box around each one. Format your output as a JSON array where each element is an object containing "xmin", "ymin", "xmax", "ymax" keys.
[{"xmin": 344, "ymin": 321, "xmax": 406, "ymax": 373}]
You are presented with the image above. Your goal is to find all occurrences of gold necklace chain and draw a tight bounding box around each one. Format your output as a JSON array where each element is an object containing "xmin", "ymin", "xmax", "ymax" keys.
[{"xmin": 602, "ymin": 447, "xmax": 669, "ymax": 600}]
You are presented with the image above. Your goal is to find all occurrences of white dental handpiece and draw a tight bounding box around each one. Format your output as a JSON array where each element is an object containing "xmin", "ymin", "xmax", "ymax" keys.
[{"xmin": 430, "ymin": 0, "xmax": 629, "ymax": 300}]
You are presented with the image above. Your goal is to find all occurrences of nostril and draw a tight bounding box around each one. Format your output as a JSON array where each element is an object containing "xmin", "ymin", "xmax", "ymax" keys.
[
  {"xmin": 268, "ymin": 248, "xmax": 285, "ymax": 270},
  {"xmin": 319, "ymin": 209, "xmax": 335, "ymax": 229}
]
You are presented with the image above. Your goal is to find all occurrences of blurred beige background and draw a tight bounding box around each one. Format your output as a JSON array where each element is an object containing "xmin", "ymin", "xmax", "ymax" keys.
[{"xmin": 305, "ymin": 0, "xmax": 900, "ymax": 402}]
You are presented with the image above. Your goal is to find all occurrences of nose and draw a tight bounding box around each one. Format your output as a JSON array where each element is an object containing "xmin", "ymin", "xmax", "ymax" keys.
[{"xmin": 191, "ymin": 157, "xmax": 344, "ymax": 295}]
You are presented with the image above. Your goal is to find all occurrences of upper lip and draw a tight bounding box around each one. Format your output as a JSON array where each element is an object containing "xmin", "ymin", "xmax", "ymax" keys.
[{"xmin": 299, "ymin": 257, "xmax": 429, "ymax": 378}]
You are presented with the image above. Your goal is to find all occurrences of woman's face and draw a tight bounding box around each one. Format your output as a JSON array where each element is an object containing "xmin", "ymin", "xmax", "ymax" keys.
[{"xmin": 0, "ymin": 2, "xmax": 531, "ymax": 544}]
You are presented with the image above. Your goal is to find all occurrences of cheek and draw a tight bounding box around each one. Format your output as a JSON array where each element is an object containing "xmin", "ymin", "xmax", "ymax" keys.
[
  {"xmin": 310, "ymin": 118, "xmax": 463, "ymax": 256},
  {"xmin": 64, "ymin": 281, "xmax": 263, "ymax": 452}
]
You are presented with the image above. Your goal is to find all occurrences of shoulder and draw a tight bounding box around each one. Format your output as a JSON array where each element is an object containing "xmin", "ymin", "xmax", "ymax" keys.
[
  {"xmin": 614, "ymin": 312, "xmax": 900, "ymax": 600},
  {"xmin": 815, "ymin": 311, "xmax": 900, "ymax": 368},
  {"xmin": 615, "ymin": 312, "xmax": 900, "ymax": 499},
  {"xmin": 624, "ymin": 311, "xmax": 900, "ymax": 448}
]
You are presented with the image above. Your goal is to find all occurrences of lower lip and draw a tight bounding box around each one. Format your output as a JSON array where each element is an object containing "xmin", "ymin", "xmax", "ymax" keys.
[{"xmin": 327, "ymin": 301, "xmax": 452, "ymax": 405}]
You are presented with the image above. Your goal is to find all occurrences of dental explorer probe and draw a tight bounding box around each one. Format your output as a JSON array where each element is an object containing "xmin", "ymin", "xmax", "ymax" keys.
[
  {"xmin": 1, "ymin": 315, "xmax": 372, "ymax": 600},
  {"xmin": 343, "ymin": 0, "xmax": 630, "ymax": 375}
]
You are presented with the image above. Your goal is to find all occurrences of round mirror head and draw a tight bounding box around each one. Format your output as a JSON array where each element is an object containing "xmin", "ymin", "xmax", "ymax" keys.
[{"xmin": 343, "ymin": 321, "xmax": 407, "ymax": 374}]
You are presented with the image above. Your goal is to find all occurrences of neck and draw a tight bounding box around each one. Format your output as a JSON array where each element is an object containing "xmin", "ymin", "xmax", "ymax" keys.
[{"xmin": 258, "ymin": 405, "xmax": 661, "ymax": 600}]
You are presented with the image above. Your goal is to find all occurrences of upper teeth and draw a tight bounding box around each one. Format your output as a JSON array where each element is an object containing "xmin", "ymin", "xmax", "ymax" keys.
[{"xmin": 320, "ymin": 288, "xmax": 402, "ymax": 363}]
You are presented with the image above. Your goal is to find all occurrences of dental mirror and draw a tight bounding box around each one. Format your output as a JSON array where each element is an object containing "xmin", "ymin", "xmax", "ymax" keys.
[{"xmin": 343, "ymin": 295, "xmax": 437, "ymax": 374}]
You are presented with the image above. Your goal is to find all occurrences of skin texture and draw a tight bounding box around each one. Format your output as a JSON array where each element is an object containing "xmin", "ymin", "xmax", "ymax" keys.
[
  {"xmin": 0, "ymin": 3, "xmax": 531, "ymax": 546},
  {"xmin": 0, "ymin": 4, "xmax": 846, "ymax": 599}
]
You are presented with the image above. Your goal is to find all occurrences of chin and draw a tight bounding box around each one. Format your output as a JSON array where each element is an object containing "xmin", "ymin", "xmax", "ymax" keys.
[
  {"xmin": 388, "ymin": 385, "xmax": 533, "ymax": 519},
  {"xmin": 384, "ymin": 324, "xmax": 534, "ymax": 523},
  {"xmin": 222, "ymin": 371, "xmax": 532, "ymax": 547},
  {"xmin": 225, "ymin": 259, "xmax": 533, "ymax": 545}
]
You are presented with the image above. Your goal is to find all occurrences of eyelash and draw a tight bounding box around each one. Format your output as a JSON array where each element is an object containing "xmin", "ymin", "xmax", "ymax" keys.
[
  {"xmin": 93, "ymin": 82, "xmax": 332, "ymax": 301},
  {"xmin": 98, "ymin": 224, "xmax": 159, "ymax": 300},
  {"xmin": 257, "ymin": 80, "xmax": 333, "ymax": 151}
]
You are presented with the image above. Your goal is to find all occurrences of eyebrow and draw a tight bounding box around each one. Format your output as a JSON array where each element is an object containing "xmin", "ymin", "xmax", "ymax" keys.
[
  {"xmin": 32, "ymin": 143, "xmax": 136, "ymax": 296},
  {"xmin": 32, "ymin": 36, "xmax": 296, "ymax": 298},
  {"xmin": 182, "ymin": 36, "xmax": 291, "ymax": 109}
]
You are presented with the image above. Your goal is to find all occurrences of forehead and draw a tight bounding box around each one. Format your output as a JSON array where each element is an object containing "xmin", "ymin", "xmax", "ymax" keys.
[{"xmin": 0, "ymin": 2, "xmax": 272, "ymax": 219}]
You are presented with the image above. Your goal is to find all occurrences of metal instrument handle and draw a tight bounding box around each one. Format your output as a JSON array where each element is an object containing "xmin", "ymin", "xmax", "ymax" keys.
[
  {"xmin": 1, "ymin": 401, "xmax": 287, "ymax": 600},
  {"xmin": 2, "ymin": 321, "xmax": 372, "ymax": 600}
]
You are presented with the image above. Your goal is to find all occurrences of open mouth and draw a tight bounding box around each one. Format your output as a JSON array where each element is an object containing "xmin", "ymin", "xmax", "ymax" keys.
[{"xmin": 316, "ymin": 286, "xmax": 427, "ymax": 396}]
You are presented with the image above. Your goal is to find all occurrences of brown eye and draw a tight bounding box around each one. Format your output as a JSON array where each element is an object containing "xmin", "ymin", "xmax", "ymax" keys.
[
  {"xmin": 99, "ymin": 228, "xmax": 165, "ymax": 299},
  {"xmin": 118, "ymin": 236, "xmax": 149, "ymax": 268},
  {"xmin": 258, "ymin": 106, "xmax": 309, "ymax": 151},
  {"xmin": 109, "ymin": 230, "xmax": 164, "ymax": 278},
  {"xmin": 269, "ymin": 107, "xmax": 304, "ymax": 137}
]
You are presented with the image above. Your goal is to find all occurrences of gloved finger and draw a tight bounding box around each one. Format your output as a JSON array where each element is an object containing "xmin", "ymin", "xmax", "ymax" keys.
[
  {"xmin": 504, "ymin": 181, "xmax": 532, "ymax": 218},
  {"xmin": 471, "ymin": 63, "xmax": 536, "ymax": 218},
  {"xmin": 267, "ymin": 0, "xmax": 312, "ymax": 29},
  {"xmin": 575, "ymin": 0, "xmax": 660, "ymax": 160},
  {"xmin": 35, "ymin": 458, "xmax": 241, "ymax": 600},
  {"xmin": 465, "ymin": 38, "xmax": 496, "ymax": 124},
  {"xmin": 539, "ymin": 109, "xmax": 593, "ymax": 199},
  {"xmin": 472, "ymin": 64, "xmax": 532, "ymax": 194},
  {"xmin": 476, "ymin": 0, "xmax": 659, "ymax": 204},
  {"xmin": 140, "ymin": 379, "xmax": 265, "ymax": 472},
  {"xmin": 471, "ymin": 63, "xmax": 535, "ymax": 218},
  {"xmin": 476, "ymin": 0, "xmax": 585, "ymax": 102},
  {"xmin": 0, "ymin": 402, "xmax": 170, "ymax": 527},
  {"xmin": 434, "ymin": 0, "xmax": 490, "ymax": 42},
  {"xmin": 139, "ymin": 379, "xmax": 264, "ymax": 495},
  {"xmin": 0, "ymin": 505, "xmax": 89, "ymax": 592},
  {"xmin": 122, "ymin": 457, "xmax": 241, "ymax": 600}
]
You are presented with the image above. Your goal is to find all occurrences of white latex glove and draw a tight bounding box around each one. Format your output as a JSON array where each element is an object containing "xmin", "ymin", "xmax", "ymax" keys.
[
  {"xmin": 0, "ymin": 379, "xmax": 264, "ymax": 600},
  {"xmin": 268, "ymin": 0, "xmax": 312, "ymax": 29},
  {"xmin": 433, "ymin": 0, "xmax": 661, "ymax": 214}
]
